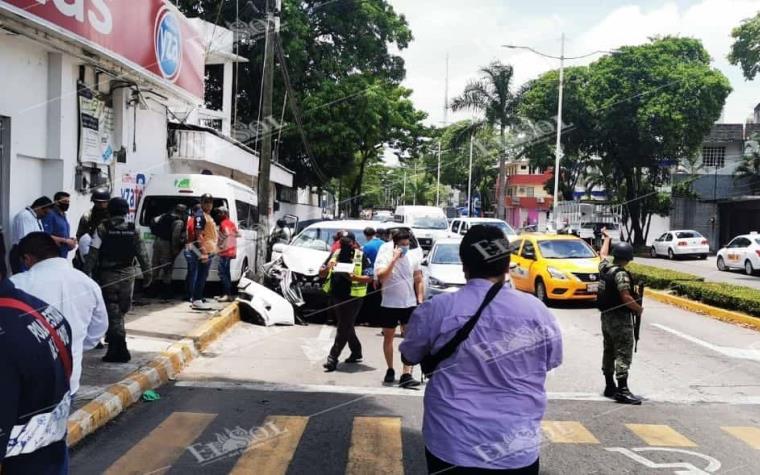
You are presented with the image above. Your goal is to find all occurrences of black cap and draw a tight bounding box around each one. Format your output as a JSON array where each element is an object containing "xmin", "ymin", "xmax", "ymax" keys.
[
  {"xmin": 91, "ymin": 188, "xmax": 110, "ymax": 203},
  {"xmin": 107, "ymin": 197, "xmax": 129, "ymax": 216},
  {"xmin": 612, "ymin": 242, "xmax": 634, "ymax": 261},
  {"xmin": 200, "ymin": 193, "xmax": 213, "ymax": 203}
]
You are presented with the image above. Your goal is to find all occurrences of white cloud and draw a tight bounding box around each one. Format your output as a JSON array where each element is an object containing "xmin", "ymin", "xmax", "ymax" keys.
[{"xmin": 391, "ymin": 0, "xmax": 760, "ymax": 125}]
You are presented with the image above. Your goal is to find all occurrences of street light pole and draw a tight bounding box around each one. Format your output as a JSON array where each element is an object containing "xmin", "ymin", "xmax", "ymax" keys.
[
  {"xmin": 552, "ymin": 33, "xmax": 565, "ymax": 227},
  {"xmin": 436, "ymin": 140, "xmax": 442, "ymax": 207},
  {"xmin": 468, "ymin": 133, "xmax": 474, "ymax": 216}
]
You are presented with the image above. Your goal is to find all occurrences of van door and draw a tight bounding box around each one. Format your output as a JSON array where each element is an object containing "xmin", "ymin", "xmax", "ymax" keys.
[{"xmin": 234, "ymin": 198, "xmax": 258, "ymax": 279}]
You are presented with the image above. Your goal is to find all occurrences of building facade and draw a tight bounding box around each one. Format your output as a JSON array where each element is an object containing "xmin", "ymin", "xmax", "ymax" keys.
[{"xmin": 503, "ymin": 159, "xmax": 553, "ymax": 230}]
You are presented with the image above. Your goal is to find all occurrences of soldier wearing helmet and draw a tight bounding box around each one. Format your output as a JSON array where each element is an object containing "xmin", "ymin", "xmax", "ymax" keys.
[
  {"xmin": 76, "ymin": 187, "xmax": 111, "ymax": 240},
  {"xmin": 84, "ymin": 198, "xmax": 151, "ymax": 363},
  {"xmin": 597, "ymin": 228, "xmax": 643, "ymax": 405}
]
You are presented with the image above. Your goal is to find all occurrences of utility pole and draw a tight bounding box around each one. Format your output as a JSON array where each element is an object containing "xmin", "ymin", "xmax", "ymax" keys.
[
  {"xmin": 402, "ymin": 170, "xmax": 406, "ymax": 205},
  {"xmin": 413, "ymin": 159, "xmax": 417, "ymax": 206},
  {"xmin": 437, "ymin": 54, "xmax": 448, "ymax": 208},
  {"xmin": 552, "ymin": 33, "xmax": 565, "ymax": 229},
  {"xmin": 468, "ymin": 133, "xmax": 474, "ymax": 216},
  {"xmin": 255, "ymin": 0, "xmax": 280, "ymax": 279},
  {"xmin": 436, "ymin": 141, "xmax": 442, "ymax": 207}
]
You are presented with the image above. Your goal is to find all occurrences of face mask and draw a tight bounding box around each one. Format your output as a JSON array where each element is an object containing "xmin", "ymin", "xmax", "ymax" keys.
[
  {"xmin": 58, "ymin": 203, "xmax": 70, "ymax": 212},
  {"xmin": 399, "ymin": 245, "xmax": 409, "ymax": 256}
]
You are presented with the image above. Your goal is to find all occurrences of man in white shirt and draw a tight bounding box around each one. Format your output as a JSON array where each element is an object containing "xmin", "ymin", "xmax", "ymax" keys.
[
  {"xmin": 11, "ymin": 232, "xmax": 108, "ymax": 395},
  {"xmin": 375, "ymin": 229, "xmax": 424, "ymax": 387},
  {"xmin": 10, "ymin": 196, "xmax": 54, "ymax": 273}
]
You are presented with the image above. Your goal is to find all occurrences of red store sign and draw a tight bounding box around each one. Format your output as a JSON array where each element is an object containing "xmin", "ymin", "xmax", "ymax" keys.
[{"xmin": 0, "ymin": 0, "xmax": 204, "ymax": 100}]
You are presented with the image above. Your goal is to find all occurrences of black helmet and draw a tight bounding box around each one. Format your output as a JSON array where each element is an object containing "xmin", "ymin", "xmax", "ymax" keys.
[
  {"xmin": 612, "ymin": 242, "xmax": 634, "ymax": 261},
  {"xmin": 91, "ymin": 188, "xmax": 110, "ymax": 203},
  {"xmin": 200, "ymin": 193, "xmax": 213, "ymax": 203},
  {"xmin": 107, "ymin": 197, "xmax": 129, "ymax": 216}
]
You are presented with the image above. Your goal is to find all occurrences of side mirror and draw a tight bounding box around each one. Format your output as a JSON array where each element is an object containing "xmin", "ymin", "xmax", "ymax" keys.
[
  {"xmin": 523, "ymin": 251, "xmax": 536, "ymax": 260},
  {"xmin": 272, "ymin": 243, "xmax": 286, "ymax": 254}
]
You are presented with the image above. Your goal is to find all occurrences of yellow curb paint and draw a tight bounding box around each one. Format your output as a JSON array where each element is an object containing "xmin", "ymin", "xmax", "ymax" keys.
[
  {"xmin": 645, "ymin": 289, "xmax": 760, "ymax": 331},
  {"xmin": 347, "ymin": 417, "xmax": 404, "ymax": 475},
  {"xmin": 722, "ymin": 426, "xmax": 760, "ymax": 449},
  {"xmin": 230, "ymin": 416, "xmax": 309, "ymax": 475},
  {"xmin": 626, "ymin": 424, "xmax": 697, "ymax": 447},
  {"xmin": 66, "ymin": 303, "xmax": 240, "ymax": 448},
  {"xmin": 541, "ymin": 421, "xmax": 600, "ymax": 444},
  {"xmin": 104, "ymin": 412, "xmax": 216, "ymax": 475}
]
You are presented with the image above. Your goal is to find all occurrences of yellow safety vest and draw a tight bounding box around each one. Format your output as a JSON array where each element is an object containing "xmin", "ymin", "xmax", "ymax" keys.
[{"xmin": 322, "ymin": 249, "xmax": 367, "ymax": 298}]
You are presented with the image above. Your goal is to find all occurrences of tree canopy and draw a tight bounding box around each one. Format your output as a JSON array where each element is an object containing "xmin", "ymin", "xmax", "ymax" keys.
[{"xmin": 729, "ymin": 11, "xmax": 760, "ymax": 81}]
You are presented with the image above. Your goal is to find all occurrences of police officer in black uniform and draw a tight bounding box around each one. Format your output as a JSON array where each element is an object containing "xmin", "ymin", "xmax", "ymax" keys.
[
  {"xmin": 84, "ymin": 198, "xmax": 151, "ymax": 363},
  {"xmin": 598, "ymin": 229, "xmax": 643, "ymax": 405}
]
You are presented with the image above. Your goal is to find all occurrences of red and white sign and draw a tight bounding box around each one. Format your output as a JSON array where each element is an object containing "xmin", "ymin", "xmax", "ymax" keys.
[{"xmin": 0, "ymin": 0, "xmax": 204, "ymax": 100}]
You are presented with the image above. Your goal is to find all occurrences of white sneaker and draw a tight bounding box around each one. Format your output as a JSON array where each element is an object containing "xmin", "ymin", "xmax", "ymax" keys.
[
  {"xmin": 192, "ymin": 299, "xmax": 212, "ymax": 310},
  {"xmin": 216, "ymin": 295, "xmax": 233, "ymax": 302}
]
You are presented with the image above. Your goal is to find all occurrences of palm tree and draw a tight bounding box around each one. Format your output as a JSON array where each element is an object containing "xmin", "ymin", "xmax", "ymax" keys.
[
  {"xmin": 734, "ymin": 146, "xmax": 760, "ymax": 194},
  {"xmin": 451, "ymin": 61, "xmax": 518, "ymax": 219}
]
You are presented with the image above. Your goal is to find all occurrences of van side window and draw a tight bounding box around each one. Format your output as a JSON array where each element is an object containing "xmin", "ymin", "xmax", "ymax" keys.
[{"xmin": 236, "ymin": 200, "xmax": 257, "ymax": 230}]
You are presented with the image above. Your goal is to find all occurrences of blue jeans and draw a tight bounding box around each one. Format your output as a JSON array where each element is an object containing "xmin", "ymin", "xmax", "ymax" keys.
[
  {"xmin": 184, "ymin": 250, "xmax": 210, "ymax": 301},
  {"xmin": 218, "ymin": 256, "xmax": 233, "ymax": 296}
]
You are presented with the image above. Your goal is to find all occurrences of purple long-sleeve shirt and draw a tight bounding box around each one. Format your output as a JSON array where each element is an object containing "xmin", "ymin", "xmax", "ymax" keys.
[{"xmin": 400, "ymin": 278, "xmax": 563, "ymax": 469}]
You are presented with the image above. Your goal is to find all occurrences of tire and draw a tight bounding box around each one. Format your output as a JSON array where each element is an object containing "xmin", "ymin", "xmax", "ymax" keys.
[
  {"xmin": 717, "ymin": 256, "xmax": 727, "ymax": 271},
  {"xmin": 650, "ymin": 247, "xmax": 657, "ymax": 258},
  {"xmin": 668, "ymin": 248, "xmax": 675, "ymax": 260},
  {"xmin": 535, "ymin": 279, "xmax": 550, "ymax": 305},
  {"xmin": 700, "ymin": 254, "xmax": 708, "ymax": 260},
  {"xmin": 745, "ymin": 260, "xmax": 755, "ymax": 276}
]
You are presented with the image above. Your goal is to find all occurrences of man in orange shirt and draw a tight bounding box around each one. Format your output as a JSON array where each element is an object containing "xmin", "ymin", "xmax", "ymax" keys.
[
  {"xmin": 184, "ymin": 194, "xmax": 218, "ymax": 310},
  {"xmin": 216, "ymin": 206, "xmax": 239, "ymax": 302}
]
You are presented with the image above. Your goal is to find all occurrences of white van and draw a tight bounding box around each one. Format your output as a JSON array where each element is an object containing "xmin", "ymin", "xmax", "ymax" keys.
[
  {"xmin": 136, "ymin": 174, "xmax": 259, "ymax": 283},
  {"xmin": 393, "ymin": 205, "xmax": 449, "ymax": 252}
]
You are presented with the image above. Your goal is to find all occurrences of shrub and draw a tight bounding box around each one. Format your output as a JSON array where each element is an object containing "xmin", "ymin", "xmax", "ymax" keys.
[
  {"xmin": 627, "ymin": 263, "xmax": 703, "ymax": 290},
  {"xmin": 670, "ymin": 281, "xmax": 760, "ymax": 317}
]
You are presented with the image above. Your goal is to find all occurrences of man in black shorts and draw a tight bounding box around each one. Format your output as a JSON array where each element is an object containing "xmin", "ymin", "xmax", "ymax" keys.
[{"xmin": 375, "ymin": 230, "xmax": 424, "ymax": 387}]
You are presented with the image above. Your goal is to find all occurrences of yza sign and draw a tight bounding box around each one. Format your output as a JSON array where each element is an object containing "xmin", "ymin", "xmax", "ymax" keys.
[{"xmin": 0, "ymin": 0, "xmax": 204, "ymax": 98}]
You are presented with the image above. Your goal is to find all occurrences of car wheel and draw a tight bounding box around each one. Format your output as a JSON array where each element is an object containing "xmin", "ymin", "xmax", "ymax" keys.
[
  {"xmin": 650, "ymin": 247, "xmax": 657, "ymax": 258},
  {"xmin": 700, "ymin": 254, "xmax": 708, "ymax": 260},
  {"xmin": 668, "ymin": 249, "xmax": 675, "ymax": 260},
  {"xmin": 717, "ymin": 256, "xmax": 727, "ymax": 271},
  {"xmin": 745, "ymin": 260, "xmax": 755, "ymax": 276},
  {"xmin": 535, "ymin": 279, "xmax": 550, "ymax": 305}
]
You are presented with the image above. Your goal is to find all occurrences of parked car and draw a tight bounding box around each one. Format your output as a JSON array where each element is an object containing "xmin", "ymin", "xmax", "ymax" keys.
[
  {"xmin": 136, "ymin": 174, "xmax": 259, "ymax": 283},
  {"xmin": 650, "ymin": 230, "xmax": 709, "ymax": 260},
  {"xmin": 716, "ymin": 232, "xmax": 760, "ymax": 275},
  {"xmin": 393, "ymin": 205, "xmax": 449, "ymax": 252},
  {"xmin": 371, "ymin": 210, "xmax": 393, "ymax": 222},
  {"xmin": 448, "ymin": 217, "xmax": 518, "ymax": 240},
  {"xmin": 510, "ymin": 233, "xmax": 601, "ymax": 304},
  {"xmin": 265, "ymin": 220, "xmax": 423, "ymax": 313}
]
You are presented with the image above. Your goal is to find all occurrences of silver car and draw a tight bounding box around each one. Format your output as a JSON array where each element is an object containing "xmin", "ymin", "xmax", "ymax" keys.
[{"xmin": 422, "ymin": 239, "xmax": 467, "ymax": 299}]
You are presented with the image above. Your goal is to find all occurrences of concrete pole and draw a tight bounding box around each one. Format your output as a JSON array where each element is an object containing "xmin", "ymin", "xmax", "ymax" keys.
[
  {"xmin": 551, "ymin": 32, "xmax": 565, "ymax": 228},
  {"xmin": 468, "ymin": 134, "xmax": 474, "ymax": 216}
]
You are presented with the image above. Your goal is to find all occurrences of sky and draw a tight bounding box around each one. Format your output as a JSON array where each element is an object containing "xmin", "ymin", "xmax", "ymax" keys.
[{"xmin": 387, "ymin": 0, "xmax": 760, "ymax": 127}]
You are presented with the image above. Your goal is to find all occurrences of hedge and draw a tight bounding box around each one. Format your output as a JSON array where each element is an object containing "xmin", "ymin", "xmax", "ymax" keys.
[
  {"xmin": 670, "ymin": 281, "xmax": 760, "ymax": 317},
  {"xmin": 627, "ymin": 263, "xmax": 703, "ymax": 290},
  {"xmin": 624, "ymin": 263, "xmax": 760, "ymax": 317}
]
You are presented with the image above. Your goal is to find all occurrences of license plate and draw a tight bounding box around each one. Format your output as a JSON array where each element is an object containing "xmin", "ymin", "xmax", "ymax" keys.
[{"xmin": 586, "ymin": 283, "xmax": 599, "ymax": 293}]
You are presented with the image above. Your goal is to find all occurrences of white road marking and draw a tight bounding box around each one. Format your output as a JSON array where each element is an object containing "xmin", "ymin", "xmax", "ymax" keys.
[
  {"xmin": 173, "ymin": 380, "xmax": 760, "ymax": 404},
  {"xmin": 650, "ymin": 324, "xmax": 760, "ymax": 362},
  {"xmin": 605, "ymin": 447, "xmax": 721, "ymax": 474}
]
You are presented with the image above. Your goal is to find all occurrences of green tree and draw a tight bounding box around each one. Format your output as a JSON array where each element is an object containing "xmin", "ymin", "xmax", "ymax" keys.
[
  {"xmin": 728, "ymin": 12, "xmax": 760, "ymax": 80},
  {"xmin": 586, "ymin": 36, "xmax": 731, "ymax": 245},
  {"xmin": 734, "ymin": 135, "xmax": 760, "ymax": 194},
  {"xmin": 451, "ymin": 61, "xmax": 519, "ymax": 218}
]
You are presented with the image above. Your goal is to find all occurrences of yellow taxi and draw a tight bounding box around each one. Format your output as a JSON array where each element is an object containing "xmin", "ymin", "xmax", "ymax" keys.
[{"xmin": 509, "ymin": 233, "xmax": 601, "ymax": 303}]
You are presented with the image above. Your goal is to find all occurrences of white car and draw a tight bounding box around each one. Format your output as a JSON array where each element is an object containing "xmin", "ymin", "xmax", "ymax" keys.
[
  {"xmin": 650, "ymin": 230, "xmax": 710, "ymax": 260},
  {"xmin": 448, "ymin": 217, "xmax": 518, "ymax": 240},
  {"xmin": 716, "ymin": 232, "xmax": 760, "ymax": 275}
]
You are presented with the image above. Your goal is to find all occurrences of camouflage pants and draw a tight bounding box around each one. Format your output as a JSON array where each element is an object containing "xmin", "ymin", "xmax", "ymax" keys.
[
  {"xmin": 152, "ymin": 239, "xmax": 176, "ymax": 286},
  {"xmin": 99, "ymin": 268, "xmax": 135, "ymax": 341},
  {"xmin": 601, "ymin": 311, "xmax": 635, "ymax": 379}
]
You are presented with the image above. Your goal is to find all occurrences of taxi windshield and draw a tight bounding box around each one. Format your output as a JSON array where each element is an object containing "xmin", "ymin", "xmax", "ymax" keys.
[{"xmin": 538, "ymin": 240, "xmax": 596, "ymax": 259}]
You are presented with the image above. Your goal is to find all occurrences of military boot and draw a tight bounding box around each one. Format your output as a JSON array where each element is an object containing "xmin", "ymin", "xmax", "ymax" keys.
[
  {"xmin": 615, "ymin": 377, "xmax": 642, "ymax": 405},
  {"xmin": 103, "ymin": 337, "xmax": 132, "ymax": 363},
  {"xmin": 323, "ymin": 355, "xmax": 338, "ymax": 372},
  {"xmin": 603, "ymin": 373, "xmax": 617, "ymax": 398}
]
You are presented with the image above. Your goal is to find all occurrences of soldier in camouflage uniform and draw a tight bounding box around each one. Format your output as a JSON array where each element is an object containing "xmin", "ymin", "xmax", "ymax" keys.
[
  {"xmin": 76, "ymin": 188, "xmax": 110, "ymax": 239},
  {"xmin": 598, "ymin": 229, "xmax": 643, "ymax": 405},
  {"xmin": 84, "ymin": 198, "xmax": 152, "ymax": 363}
]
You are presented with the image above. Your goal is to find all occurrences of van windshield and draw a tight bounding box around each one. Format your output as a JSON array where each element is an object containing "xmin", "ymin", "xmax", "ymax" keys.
[
  {"xmin": 409, "ymin": 215, "xmax": 448, "ymax": 230},
  {"xmin": 139, "ymin": 196, "xmax": 228, "ymax": 226}
]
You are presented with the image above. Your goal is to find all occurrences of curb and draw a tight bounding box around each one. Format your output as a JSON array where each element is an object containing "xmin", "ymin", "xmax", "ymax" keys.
[
  {"xmin": 67, "ymin": 302, "xmax": 241, "ymax": 447},
  {"xmin": 644, "ymin": 288, "xmax": 760, "ymax": 331}
]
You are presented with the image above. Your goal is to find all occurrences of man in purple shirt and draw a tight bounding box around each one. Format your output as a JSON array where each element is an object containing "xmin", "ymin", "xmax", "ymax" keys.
[{"xmin": 401, "ymin": 225, "xmax": 563, "ymax": 474}]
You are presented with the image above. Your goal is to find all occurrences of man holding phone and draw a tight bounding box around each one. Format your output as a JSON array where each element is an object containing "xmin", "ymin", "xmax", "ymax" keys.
[{"xmin": 375, "ymin": 229, "xmax": 424, "ymax": 387}]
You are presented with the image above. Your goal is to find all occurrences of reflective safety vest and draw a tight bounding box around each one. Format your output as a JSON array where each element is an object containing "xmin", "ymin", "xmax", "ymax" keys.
[{"xmin": 322, "ymin": 249, "xmax": 367, "ymax": 298}]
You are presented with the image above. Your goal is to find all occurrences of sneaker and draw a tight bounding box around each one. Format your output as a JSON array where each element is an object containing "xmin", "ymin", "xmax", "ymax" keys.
[
  {"xmin": 215, "ymin": 295, "xmax": 233, "ymax": 302},
  {"xmin": 192, "ymin": 299, "xmax": 212, "ymax": 310},
  {"xmin": 384, "ymin": 368, "xmax": 395, "ymax": 383},
  {"xmin": 345, "ymin": 354, "xmax": 363, "ymax": 363},
  {"xmin": 399, "ymin": 373, "xmax": 421, "ymax": 388}
]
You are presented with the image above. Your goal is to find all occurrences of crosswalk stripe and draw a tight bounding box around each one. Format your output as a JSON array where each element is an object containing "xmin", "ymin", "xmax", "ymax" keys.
[
  {"xmin": 229, "ymin": 416, "xmax": 309, "ymax": 475},
  {"xmin": 626, "ymin": 424, "xmax": 697, "ymax": 447},
  {"xmin": 722, "ymin": 426, "xmax": 760, "ymax": 449},
  {"xmin": 104, "ymin": 412, "xmax": 216, "ymax": 475},
  {"xmin": 347, "ymin": 417, "xmax": 404, "ymax": 475},
  {"xmin": 541, "ymin": 421, "xmax": 600, "ymax": 444}
]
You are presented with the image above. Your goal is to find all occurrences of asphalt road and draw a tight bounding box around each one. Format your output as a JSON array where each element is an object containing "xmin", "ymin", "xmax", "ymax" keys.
[
  {"xmin": 71, "ymin": 297, "xmax": 760, "ymax": 474},
  {"xmin": 635, "ymin": 256, "xmax": 760, "ymax": 290}
]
